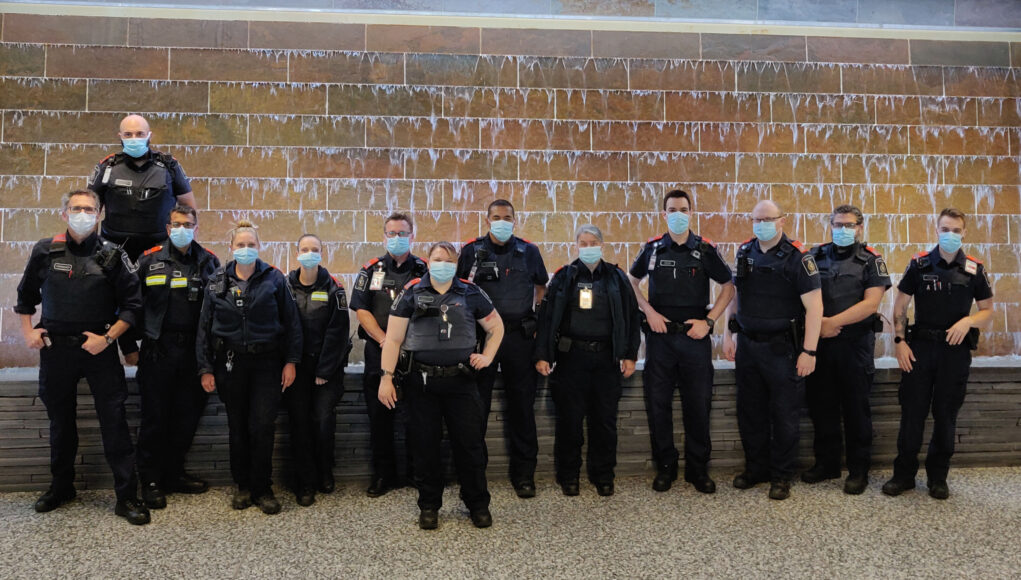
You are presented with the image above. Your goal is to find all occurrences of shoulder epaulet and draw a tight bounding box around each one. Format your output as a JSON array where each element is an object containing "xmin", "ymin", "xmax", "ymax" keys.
[
  {"xmin": 647, "ymin": 234, "xmax": 664, "ymax": 244},
  {"xmin": 100, "ymin": 153, "xmax": 117, "ymax": 164},
  {"xmin": 404, "ymin": 277, "xmax": 421, "ymax": 289},
  {"xmin": 864, "ymin": 245, "xmax": 881, "ymax": 257},
  {"xmin": 965, "ymin": 255, "xmax": 983, "ymax": 265},
  {"xmin": 204, "ymin": 247, "xmax": 217, "ymax": 257},
  {"xmin": 362, "ymin": 257, "xmax": 381, "ymax": 270},
  {"xmin": 913, "ymin": 251, "xmax": 929, "ymax": 260},
  {"xmin": 142, "ymin": 245, "xmax": 163, "ymax": 257},
  {"xmin": 463, "ymin": 236, "xmax": 483, "ymax": 246},
  {"xmin": 518, "ymin": 237, "xmax": 532, "ymax": 244},
  {"xmin": 554, "ymin": 265, "xmax": 566, "ymax": 274},
  {"xmin": 790, "ymin": 239, "xmax": 808, "ymax": 253},
  {"xmin": 330, "ymin": 274, "xmax": 343, "ymax": 288},
  {"xmin": 742, "ymin": 237, "xmax": 754, "ymax": 245},
  {"xmin": 53, "ymin": 233, "xmax": 66, "ymax": 243},
  {"xmin": 700, "ymin": 237, "xmax": 717, "ymax": 248},
  {"xmin": 458, "ymin": 278, "xmax": 472, "ymax": 284}
]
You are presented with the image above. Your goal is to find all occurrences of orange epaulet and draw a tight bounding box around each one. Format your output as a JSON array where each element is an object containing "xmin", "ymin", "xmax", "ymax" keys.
[
  {"xmin": 519, "ymin": 237, "xmax": 532, "ymax": 244},
  {"xmin": 53, "ymin": 233, "xmax": 67, "ymax": 243},
  {"xmin": 913, "ymin": 250, "xmax": 929, "ymax": 259},
  {"xmin": 701, "ymin": 237, "xmax": 717, "ymax": 248},
  {"xmin": 463, "ymin": 236, "xmax": 481, "ymax": 246},
  {"xmin": 647, "ymin": 234, "xmax": 664, "ymax": 244},
  {"xmin": 404, "ymin": 277, "xmax": 421, "ymax": 289},
  {"xmin": 100, "ymin": 153, "xmax": 117, "ymax": 163},
  {"xmin": 142, "ymin": 245, "xmax": 163, "ymax": 257},
  {"xmin": 458, "ymin": 278, "xmax": 472, "ymax": 284},
  {"xmin": 742, "ymin": 237, "xmax": 755, "ymax": 245},
  {"xmin": 864, "ymin": 245, "xmax": 882, "ymax": 257},
  {"xmin": 362, "ymin": 257, "xmax": 381, "ymax": 270},
  {"xmin": 790, "ymin": 239, "xmax": 808, "ymax": 253},
  {"xmin": 966, "ymin": 255, "xmax": 983, "ymax": 264}
]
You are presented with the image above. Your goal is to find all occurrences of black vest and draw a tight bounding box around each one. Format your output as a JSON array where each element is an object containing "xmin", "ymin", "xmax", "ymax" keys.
[
  {"xmin": 565, "ymin": 271, "xmax": 613, "ymax": 340},
  {"xmin": 368, "ymin": 256, "xmax": 428, "ymax": 331},
  {"xmin": 468, "ymin": 237, "xmax": 534, "ymax": 322},
  {"xmin": 912, "ymin": 251, "xmax": 980, "ymax": 329},
  {"xmin": 735, "ymin": 238, "xmax": 805, "ymax": 333},
  {"xmin": 646, "ymin": 234, "xmax": 712, "ymax": 319},
  {"xmin": 101, "ymin": 153, "xmax": 175, "ymax": 237},
  {"xmin": 813, "ymin": 243, "xmax": 873, "ymax": 335},
  {"xmin": 41, "ymin": 234, "xmax": 119, "ymax": 328},
  {"xmin": 403, "ymin": 280, "xmax": 477, "ymax": 365}
]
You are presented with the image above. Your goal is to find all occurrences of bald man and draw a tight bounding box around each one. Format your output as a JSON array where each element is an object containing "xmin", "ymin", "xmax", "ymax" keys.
[
  {"xmin": 87, "ymin": 115, "xmax": 197, "ymax": 260},
  {"xmin": 723, "ymin": 200, "xmax": 823, "ymax": 500}
]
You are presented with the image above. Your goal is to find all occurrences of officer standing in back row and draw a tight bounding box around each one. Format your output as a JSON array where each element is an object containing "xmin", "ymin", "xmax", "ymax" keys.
[
  {"xmin": 88, "ymin": 114, "xmax": 197, "ymax": 260},
  {"xmin": 457, "ymin": 199, "xmax": 548, "ymax": 499},
  {"xmin": 723, "ymin": 200, "xmax": 823, "ymax": 501},
  {"xmin": 629, "ymin": 190, "xmax": 734, "ymax": 495},
  {"xmin": 803, "ymin": 205, "xmax": 890, "ymax": 495},
  {"xmin": 884, "ymin": 207, "xmax": 993, "ymax": 500},
  {"xmin": 15, "ymin": 190, "xmax": 150, "ymax": 524},
  {"xmin": 350, "ymin": 212, "xmax": 428, "ymax": 497},
  {"xmin": 130, "ymin": 204, "xmax": 220, "ymax": 510}
]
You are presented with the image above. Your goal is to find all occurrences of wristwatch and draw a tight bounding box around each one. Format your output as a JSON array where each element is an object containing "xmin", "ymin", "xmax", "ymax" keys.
[
  {"xmin": 801, "ymin": 348, "xmax": 817, "ymax": 357},
  {"xmin": 704, "ymin": 317, "xmax": 715, "ymax": 331},
  {"xmin": 894, "ymin": 336, "xmax": 904, "ymax": 344},
  {"xmin": 104, "ymin": 334, "xmax": 115, "ymax": 345},
  {"xmin": 381, "ymin": 369, "xmax": 394, "ymax": 377}
]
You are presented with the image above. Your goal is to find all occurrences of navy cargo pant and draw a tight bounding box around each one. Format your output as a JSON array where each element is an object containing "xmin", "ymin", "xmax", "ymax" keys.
[
  {"xmin": 805, "ymin": 332, "xmax": 876, "ymax": 476},
  {"xmin": 39, "ymin": 341, "xmax": 138, "ymax": 501},
  {"xmin": 551, "ymin": 348, "xmax": 623, "ymax": 486},
  {"xmin": 735, "ymin": 334, "xmax": 805, "ymax": 482},
  {"xmin": 404, "ymin": 372, "xmax": 490, "ymax": 513},
  {"xmin": 642, "ymin": 330, "xmax": 714, "ymax": 478},
  {"xmin": 476, "ymin": 327, "xmax": 539, "ymax": 485},
  {"xmin": 136, "ymin": 333, "xmax": 209, "ymax": 485},
  {"xmin": 892, "ymin": 338, "xmax": 972, "ymax": 483}
]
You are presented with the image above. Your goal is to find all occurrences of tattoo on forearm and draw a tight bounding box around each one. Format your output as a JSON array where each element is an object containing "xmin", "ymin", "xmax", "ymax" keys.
[{"xmin": 895, "ymin": 310, "xmax": 907, "ymax": 335}]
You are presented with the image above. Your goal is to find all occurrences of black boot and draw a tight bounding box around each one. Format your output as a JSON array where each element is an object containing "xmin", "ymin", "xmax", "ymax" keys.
[{"xmin": 652, "ymin": 463, "xmax": 678, "ymax": 492}]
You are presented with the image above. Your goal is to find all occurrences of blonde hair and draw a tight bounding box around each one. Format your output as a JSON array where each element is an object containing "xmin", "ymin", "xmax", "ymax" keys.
[{"xmin": 229, "ymin": 219, "xmax": 259, "ymax": 246}]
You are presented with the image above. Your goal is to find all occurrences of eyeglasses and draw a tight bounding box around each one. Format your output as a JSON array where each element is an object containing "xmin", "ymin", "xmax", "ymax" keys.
[
  {"xmin": 119, "ymin": 131, "xmax": 150, "ymax": 139},
  {"xmin": 68, "ymin": 205, "xmax": 99, "ymax": 215},
  {"xmin": 384, "ymin": 231, "xmax": 412, "ymax": 238},
  {"xmin": 831, "ymin": 222, "xmax": 860, "ymax": 229},
  {"xmin": 169, "ymin": 221, "xmax": 196, "ymax": 229},
  {"xmin": 751, "ymin": 216, "xmax": 783, "ymax": 224}
]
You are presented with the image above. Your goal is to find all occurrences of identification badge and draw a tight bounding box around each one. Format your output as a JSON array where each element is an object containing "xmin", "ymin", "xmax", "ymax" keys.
[
  {"xmin": 579, "ymin": 288, "xmax": 593, "ymax": 310},
  {"xmin": 146, "ymin": 274, "xmax": 167, "ymax": 286},
  {"xmin": 370, "ymin": 270, "xmax": 385, "ymax": 291},
  {"xmin": 170, "ymin": 277, "xmax": 188, "ymax": 289},
  {"xmin": 311, "ymin": 291, "xmax": 329, "ymax": 302},
  {"xmin": 964, "ymin": 259, "xmax": 977, "ymax": 275},
  {"xmin": 438, "ymin": 304, "xmax": 452, "ymax": 341}
]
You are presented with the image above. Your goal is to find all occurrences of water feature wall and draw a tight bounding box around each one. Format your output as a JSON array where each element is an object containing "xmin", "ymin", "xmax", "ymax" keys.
[{"xmin": 0, "ymin": 12, "xmax": 1019, "ymax": 366}]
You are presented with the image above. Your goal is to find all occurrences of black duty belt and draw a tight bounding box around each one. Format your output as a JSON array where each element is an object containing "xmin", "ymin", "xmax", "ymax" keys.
[
  {"xmin": 557, "ymin": 336, "xmax": 610, "ymax": 353},
  {"xmin": 45, "ymin": 334, "xmax": 87, "ymax": 347},
  {"xmin": 216, "ymin": 340, "xmax": 278, "ymax": 355},
  {"xmin": 664, "ymin": 321, "xmax": 693, "ymax": 334},
  {"xmin": 740, "ymin": 329, "xmax": 791, "ymax": 343},
  {"xmin": 909, "ymin": 326, "xmax": 946, "ymax": 341},
  {"xmin": 411, "ymin": 361, "xmax": 472, "ymax": 378},
  {"xmin": 159, "ymin": 330, "xmax": 197, "ymax": 343}
]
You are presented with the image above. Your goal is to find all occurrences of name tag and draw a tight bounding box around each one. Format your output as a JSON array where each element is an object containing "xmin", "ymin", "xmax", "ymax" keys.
[
  {"xmin": 170, "ymin": 277, "xmax": 188, "ymax": 289},
  {"xmin": 114, "ymin": 179, "xmax": 133, "ymax": 187},
  {"xmin": 659, "ymin": 260, "xmax": 676, "ymax": 267},
  {"xmin": 370, "ymin": 270, "xmax": 385, "ymax": 291},
  {"xmin": 146, "ymin": 275, "xmax": 167, "ymax": 286},
  {"xmin": 311, "ymin": 291, "xmax": 329, "ymax": 302},
  {"xmin": 579, "ymin": 287, "xmax": 593, "ymax": 310}
]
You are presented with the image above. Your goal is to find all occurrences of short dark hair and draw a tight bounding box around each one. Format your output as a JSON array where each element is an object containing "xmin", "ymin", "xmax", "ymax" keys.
[
  {"xmin": 168, "ymin": 204, "xmax": 197, "ymax": 223},
  {"xmin": 61, "ymin": 190, "xmax": 101, "ymax": 212},
  {"xmin": 384, "ymin": 212, "xmax": 413, "ymax": 231},
  {"xmin": 831, "ymin": 204, "xmax": 863, "ymax": 225},
  {"xmin": 663, "ymin": 189, "xmax": 693, "ymax": 211},
  {"xmin": 296, "ymin": 233, "xmax": 322, "ymax": 248},
  {"xmin": 939, "ymin": 207, "xmax": 967, "ymax": 228},
  {"xmin": 487, "ymin": 199, "xmax": 515, "ymax": 218}
]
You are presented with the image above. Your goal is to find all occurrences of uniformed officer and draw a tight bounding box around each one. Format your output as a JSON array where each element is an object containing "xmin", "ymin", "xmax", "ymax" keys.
[
  {"xmin": 378, "ymin": 241, "xmax": 504, "ymax": 530},
  {"xmin": 15, "ymin": 190, "xmax": 150, "ymax": 524},
  {"xmin": 803, "ymin": 205, "xmax": 891, "ymax": 495},
  {"xmin": 884, "ymin": 208, "xmax": 993, "ymax": 500},
  {"xmin": 723, "ymin": 200, "xmax": 823, "ymax": 500},
  {"xmin": 456, "ymin": 199, "xmax": 548, "ymax": 499},
  {"xmin": 284, "ymin": 233, "xmax": 351, "ymax": 507},
  {"xmin": 535, "ymin": 225, "xmax": 641, "ymax": 497},
  {"xmin": 349, "ymin": 212, "xmax": 428, "ymax": 497},
  {"xmin": 629, "ymin": 190, "xmax": 735, "ymax": 494},
  {"xmin": 196, "ymin": 220, "xmax": 303, "ymax": 515},
  {"xmin": 87, "ymin": 114, "xmax": 197, "ymax": 260},
  {"xmin": 131, "ymin": 204, "xmax": 220, "ymax": 510}
]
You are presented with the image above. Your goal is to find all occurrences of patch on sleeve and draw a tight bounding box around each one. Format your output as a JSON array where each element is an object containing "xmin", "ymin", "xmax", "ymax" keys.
[
  {"xmin": 354, "ymin": 272, "xmax": 368, "ymax": 292},
  {"xmin": 337, "ymin": 291, "xmax": 348, "ymax": 310},
  {"xmin": 876, "ymin": 258, "xmax": 888, "ymax": 277},
  {"xmin": 803, "ymin": 254, "xmax": 819, "ymax": 276},
  {"xmin": 87, "ymin": 165, "xmax": 99, "ymax": 186}
]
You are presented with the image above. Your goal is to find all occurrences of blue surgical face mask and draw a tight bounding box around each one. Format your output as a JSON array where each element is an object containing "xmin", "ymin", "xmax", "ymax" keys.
[
  {"xmin": 666, "ymin": 211, "xmax": 690, "ymax": 235},
  {"xmin": 233, "ymin": 247, "xmax": 258, "ymax": 265},
  {"xmin": 490, "ymin": 220, "xmax": 514, "ymax": 243},
  {"xmin": 169, "ymin": 226, "xmax": 194, "ymax": 249},
  {"xmin": 122, "ymin": 137, "xmax": 149, "ymax": 158},
  {"xmin": 938, "ymin": 231, "xmax": 963, "ymax": 254},
  {"xmin": 386, "ymin": 235, "xmax": 410, "ymax": 256},
  {"xmin": 67, "ymin": 212, "xmax": 97, "ymax": 236},
  {"xmin": 831, "ymin": 226, "xmax": 857, "ymax": 248},
  {"xmin": 297, "ymin": 251, "xmax": 321, "ymax": 269},
  {"xmin": 429, "ymin": 261, "xmax": 457, "ymax": 284},
  {"xmin": 578, "ymin": 245, "xmax": 603, "ymax": 265},
  {"xmin": 753, "ymin": 221, "xmax": 777, "ymax": 242}
]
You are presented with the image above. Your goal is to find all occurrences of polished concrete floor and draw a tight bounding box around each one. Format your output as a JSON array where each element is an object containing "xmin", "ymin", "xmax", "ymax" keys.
[{"xmin": 1, "ymin": 467, "xmax": 1018, "ymax": 579}]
